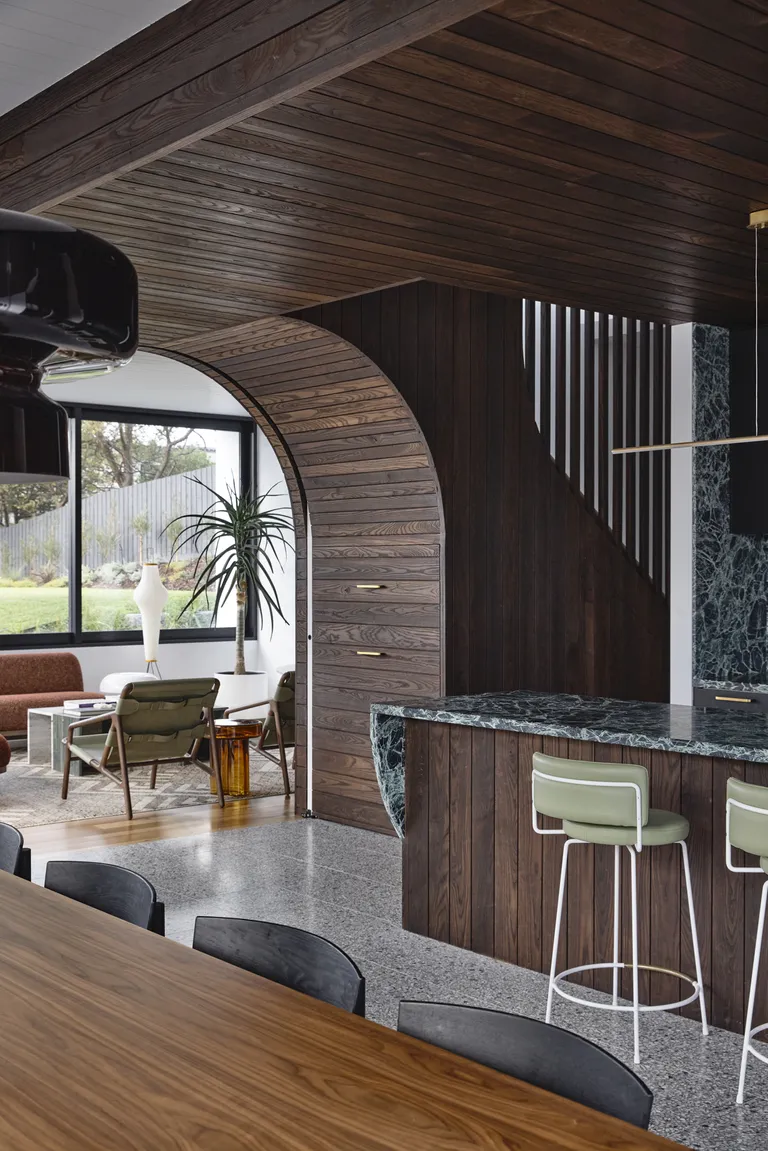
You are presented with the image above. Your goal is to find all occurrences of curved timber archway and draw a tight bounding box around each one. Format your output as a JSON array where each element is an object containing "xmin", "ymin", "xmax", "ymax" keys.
[{"xmin": 161, "ymin": 316, "xmax": 445, "ymax": 833}]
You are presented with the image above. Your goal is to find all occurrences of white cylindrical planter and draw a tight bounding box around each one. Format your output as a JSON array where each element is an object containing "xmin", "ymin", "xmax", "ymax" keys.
[
  {"xmin": 133, "ymin": 563, "xmax": 168, "ymax": 669},
  {"xmin": 215, "ymin": 671, "xmax": 268, "ymax": 717}
]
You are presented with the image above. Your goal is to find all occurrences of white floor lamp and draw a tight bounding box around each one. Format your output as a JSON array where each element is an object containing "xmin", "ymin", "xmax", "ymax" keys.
[{"xmin": 133, "ymin": 563, "xmax": 168, "ymax": 678}]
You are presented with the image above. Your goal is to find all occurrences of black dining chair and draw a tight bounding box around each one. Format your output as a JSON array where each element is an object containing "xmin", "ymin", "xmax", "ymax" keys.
[
  {"xmin": 44, "ymin": 861, "xmax": 165, "ymax": 934},
  {"xmin": 193, "ymin": 917, "xmax": 365, "ymax": 1016},
  {"xmin": 0, "ymin": 822, "xmax": 30, "ymax": 880},
  {"xmin": 397, "ymin": 1002, "xmax": 653, "ymax": 1130}
]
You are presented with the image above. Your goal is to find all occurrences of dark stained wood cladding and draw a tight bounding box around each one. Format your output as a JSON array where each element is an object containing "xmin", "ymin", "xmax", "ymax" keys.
[
  {"xmin": 404, "ymin": 720, "xmax": 768, "ymax": 1037},
  {"xmin": 295, "ymin": 284, "xmax": 668, "ymax": 702},
  {"xmin": 46, "ymin": 0, "xmax": 768, "ymax": 345},
  {"xmin": 169, "ymin": 317, "xmax": 444, "ymax": 833},
  {"xmin": 0, "ymin": 0, "xmax": 494, "ymax": 213}
]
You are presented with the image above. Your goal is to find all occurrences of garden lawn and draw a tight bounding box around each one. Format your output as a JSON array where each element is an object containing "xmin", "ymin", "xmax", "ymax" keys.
[{"xmin": 0, "ymin": 587, "xmax": 196, "ymax": 634}]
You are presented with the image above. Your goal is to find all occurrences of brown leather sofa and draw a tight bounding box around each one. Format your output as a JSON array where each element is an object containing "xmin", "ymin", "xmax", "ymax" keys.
[{"xmin": 0, "ymin": 652, "xmax": 103, "ymax": 736}]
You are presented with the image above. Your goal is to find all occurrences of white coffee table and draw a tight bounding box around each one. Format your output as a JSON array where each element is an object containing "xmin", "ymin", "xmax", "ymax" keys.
[{"xmin": 27, "ymin": 707, "xmax": 112, "ymax": 776}]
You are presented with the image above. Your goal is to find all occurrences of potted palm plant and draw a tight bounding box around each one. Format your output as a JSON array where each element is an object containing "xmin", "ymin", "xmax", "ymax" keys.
[{"xmin": 166, "ymin": 478, "xmax": 293, "ymax": 710}]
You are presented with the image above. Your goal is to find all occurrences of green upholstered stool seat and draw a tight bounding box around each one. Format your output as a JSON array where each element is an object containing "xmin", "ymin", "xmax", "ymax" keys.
[{"xmin": 563, "ymin": 809, "xmax": 690, "ymax": 847}]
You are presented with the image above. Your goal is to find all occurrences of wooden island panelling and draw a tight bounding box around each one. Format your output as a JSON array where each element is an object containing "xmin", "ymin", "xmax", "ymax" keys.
[{"xmin": 403, "ymin": 718, "xmax": 768, "ymax": 1037}]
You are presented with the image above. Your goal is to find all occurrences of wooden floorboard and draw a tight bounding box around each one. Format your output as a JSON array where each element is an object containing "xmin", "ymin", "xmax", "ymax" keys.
[{"xmin": 19, "ymin": 795, "xmax": 296, "ymax": 853}]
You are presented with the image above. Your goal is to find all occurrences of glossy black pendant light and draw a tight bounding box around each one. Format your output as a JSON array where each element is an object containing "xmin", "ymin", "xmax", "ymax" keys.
[{"xmin": 0, "ymin": 210, "xmax": 138, "ymax": 483}]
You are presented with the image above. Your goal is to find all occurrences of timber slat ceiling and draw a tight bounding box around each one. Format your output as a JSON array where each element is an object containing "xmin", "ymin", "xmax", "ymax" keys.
[{"xmin": 45, "ymin": 0, "xmax": 768, "ymax": 344}]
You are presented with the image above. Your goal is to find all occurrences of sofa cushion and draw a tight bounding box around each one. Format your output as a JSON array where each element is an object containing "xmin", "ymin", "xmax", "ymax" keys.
[
  {"xmin": 0, "ymin": 652, "xmax": 85, "ymax": 695},
  {"xmin": 0, "ymin": 692, "xmax": 104, "ymax": 734}
]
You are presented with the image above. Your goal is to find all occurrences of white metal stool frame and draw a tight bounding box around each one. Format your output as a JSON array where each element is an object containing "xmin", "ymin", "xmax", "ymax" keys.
[
  {"xmin": 726, "ymin": 795, "xmax": 768, "ymax": 1104},
  {"xmin": 532, "ymin": 766, "xmax": 709, "ymax": 1065}
]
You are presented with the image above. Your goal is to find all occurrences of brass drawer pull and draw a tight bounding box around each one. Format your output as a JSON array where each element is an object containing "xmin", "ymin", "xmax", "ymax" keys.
[
  {"xmin": 356, "ymin": 584, "xmax": 383, "ymax": 589},
  {"xmin": 715, "ymin": 695, "xmax": 754, "ymax": 704},
  {"xmin": 357, "ymin": 651, "xmax": 383, "ymax": 657}
]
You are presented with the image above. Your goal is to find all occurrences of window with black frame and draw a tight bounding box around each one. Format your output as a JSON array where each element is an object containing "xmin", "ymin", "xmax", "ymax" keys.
[{"xmin": 0, "ymin": 407, "xmax": 254, "ymax": 646}]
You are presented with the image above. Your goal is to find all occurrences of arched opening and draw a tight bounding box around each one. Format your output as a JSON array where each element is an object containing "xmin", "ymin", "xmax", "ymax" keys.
[{"xmin": 162, "ymin": 316, "xmax": 446, "ymax": 833}]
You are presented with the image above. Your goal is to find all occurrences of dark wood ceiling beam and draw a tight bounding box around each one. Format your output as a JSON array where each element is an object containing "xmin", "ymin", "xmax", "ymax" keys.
[{"xmin": 0, "ymin": 0, "xmax": 496, "ymax": 213}]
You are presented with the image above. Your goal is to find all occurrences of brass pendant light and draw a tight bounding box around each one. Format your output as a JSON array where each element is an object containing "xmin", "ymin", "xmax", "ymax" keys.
[{"xmin": 612, "ymin": 209, "xmax": 768, "ymax": 456}]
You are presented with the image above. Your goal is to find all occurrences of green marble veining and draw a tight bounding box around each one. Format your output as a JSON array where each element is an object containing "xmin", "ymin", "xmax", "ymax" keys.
[{"xmin": 371, "ymin": 689, "xmax": 768, "ymax": 836}]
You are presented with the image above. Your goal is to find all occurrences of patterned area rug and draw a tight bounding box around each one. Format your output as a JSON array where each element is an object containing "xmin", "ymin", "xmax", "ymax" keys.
[{"xmin": 1, "ymin": 747, "xmax": 294, "ymax": 827}]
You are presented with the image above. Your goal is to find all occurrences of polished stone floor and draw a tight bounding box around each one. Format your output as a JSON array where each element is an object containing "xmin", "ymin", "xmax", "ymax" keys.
[{"xmin": 31, "ymin": 818, "xmax": 768, "ymax": 1150}]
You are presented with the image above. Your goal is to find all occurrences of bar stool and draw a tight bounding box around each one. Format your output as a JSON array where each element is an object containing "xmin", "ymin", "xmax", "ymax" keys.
[
  {"xmin": 726, "ymin": 778, "xmax": 768, "ymax": 1104},
  {"xmin": 532, "ymin": 752, "xmax": 708, "ymax": 1064}
]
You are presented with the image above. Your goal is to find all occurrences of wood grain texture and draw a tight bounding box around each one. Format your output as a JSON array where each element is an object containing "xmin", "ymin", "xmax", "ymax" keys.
[
  {"xmin": 294, "ymin": 284, "xmax": 669, "ymax": 703},
  {"xmin": 0, "ymin": 0, "xmax": 494, "ymax": 214},
  {"xmin": 19, "ymin": 794, "xmax": 295, "ymax": 853},
  {"xmin": 166, "ymin": 316, "xmax": 444, "ymax": 830},
  {"xmin": 404, "ymin": 722, "xmax": 768, "ymax": 1038},
  {"xmin": 34, "ymin": 0, "xmax": 768, "ymax": 344},
  {"xmin": 0, "ymin": 872, "xmax": 680, "ymax": 1151}
]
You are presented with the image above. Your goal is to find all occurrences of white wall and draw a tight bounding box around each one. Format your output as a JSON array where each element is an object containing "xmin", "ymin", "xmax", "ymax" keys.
[
  {"xmin": 669, "ymin": 324, "xmax": 694, "ymax": 705},
  {"xmin": 8, "ymin": 639, "xmax": 258, "ymax": 693},
  {"xmin": 253, "ymin": 428, "xmax": 296, "ymax": 694}
]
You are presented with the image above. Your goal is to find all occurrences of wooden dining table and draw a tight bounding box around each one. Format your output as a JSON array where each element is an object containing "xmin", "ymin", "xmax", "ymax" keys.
[{"xmin": 0, "ymin": 871, "xmax": 683, "ymax": 1150}]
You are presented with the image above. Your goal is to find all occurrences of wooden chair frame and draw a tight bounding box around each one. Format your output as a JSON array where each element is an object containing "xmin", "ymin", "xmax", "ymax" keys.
[
  {"xmin": 62, "ymin": 706, "xmax": 224, "ymax": 820},
  {"xmin": 224, "ymin": 697, "xmax": 291, "ymax": 797}
]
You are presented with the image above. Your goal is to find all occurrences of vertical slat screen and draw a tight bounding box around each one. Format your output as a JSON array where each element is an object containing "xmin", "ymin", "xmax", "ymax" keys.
[
  {"xmin": 597, "ymin": 314, "xmax": 609, "ymax": 524},
  {"xmin": 611, "ymin": 316, "xmax": 624, "ymax": 541},
  {"xmin": 523, "ymin": 301, "xmax": 672, "ymax": 593}
]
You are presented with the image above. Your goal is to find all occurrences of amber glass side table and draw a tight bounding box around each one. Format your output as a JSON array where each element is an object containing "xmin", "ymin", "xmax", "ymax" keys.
[{"xmin": 211, "ymin": 719, "xmax": 263, "ymax": 797}]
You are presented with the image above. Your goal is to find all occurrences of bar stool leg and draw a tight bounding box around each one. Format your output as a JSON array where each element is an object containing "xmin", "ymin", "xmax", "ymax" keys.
[
  {"xmin": 546, "ymin": 838, "xmax": 575, "ymax": 1024},
  {"xmin": 679, "ymin": 840, "xmax": 708, "ymax": 1036},
  {"xmin": 738, "ymin": 879, "xmax": 768, "ymax": 1105},
  {"xmin": 628, "ymin": 844, "xmax": 640, "ymax": 1064},
  {"xmin": 612, "ymin": 844, "xmax": 620, "ymax": 1007}
]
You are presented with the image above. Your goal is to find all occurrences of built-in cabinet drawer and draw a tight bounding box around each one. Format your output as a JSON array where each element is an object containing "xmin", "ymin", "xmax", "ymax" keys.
[{"xmin": 693, "ymin": 687, "xmax": 768, "ymax": 713}]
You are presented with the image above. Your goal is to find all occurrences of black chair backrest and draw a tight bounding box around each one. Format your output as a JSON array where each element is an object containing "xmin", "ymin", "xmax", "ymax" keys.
[
  {"xmin": 397, "ymin": 1002, "xmax": 653, "ymax": 1130},
  {"xmin": 44, "ymin": 861, "xmax": 159, "ymax": 930},
  {"xmin": 193, "ymin": 917, "xmax": 365, "ymax": 1016},
  {"xmin": 0, "ymin": 822, "xmax": 24, "ymax": 876}
]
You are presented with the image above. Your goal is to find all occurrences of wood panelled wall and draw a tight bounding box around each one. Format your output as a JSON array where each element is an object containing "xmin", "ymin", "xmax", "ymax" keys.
[
  {"xmin": 296, "ymin": 283, "xmax": 669, "ymax": 701},
  {"xmin": 168, "ymin": 317, "xmax": 444, "ymax": 833}
]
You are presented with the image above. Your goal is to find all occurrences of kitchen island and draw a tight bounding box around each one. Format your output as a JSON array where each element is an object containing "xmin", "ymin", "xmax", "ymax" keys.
[{"xmin": 370, "ymin": 690, "xmax": 768, "ymax": 1036}]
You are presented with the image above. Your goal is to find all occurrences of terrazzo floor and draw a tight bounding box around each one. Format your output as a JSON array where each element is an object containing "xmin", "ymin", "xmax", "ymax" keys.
[{"xmin": 31, "ymin": 817, "xmax": 768, "ymax": 1150}]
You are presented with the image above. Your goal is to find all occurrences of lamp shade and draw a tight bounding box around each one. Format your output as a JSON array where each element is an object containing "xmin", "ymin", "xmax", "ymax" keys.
[
  {"xmin": 133, "ymin": 564, "xmax": 169, "ymax": 664},
  {"xmin": 0, "ymin": 209, "xmax": 138, "ymax": 484}
]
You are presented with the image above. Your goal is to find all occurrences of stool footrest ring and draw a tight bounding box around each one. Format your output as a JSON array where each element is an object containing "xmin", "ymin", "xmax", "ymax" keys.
[
  {"xmin": 552, "ymin": 962, "xmax": 701, "ymax": 1014},
  {"xmin": 746, "ymin": 1022, "xmax": 768, "ymax": 1066}
]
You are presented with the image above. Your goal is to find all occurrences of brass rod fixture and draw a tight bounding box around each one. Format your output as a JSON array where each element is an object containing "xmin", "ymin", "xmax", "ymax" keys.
[
  {"xmin": 356, "ymin": 584, "xmax": 383, "ymax": 589},
  {"xmin": 356, "ymin": 651, "xmax": 383, "ymax": 657},
  {"xmin": 613, "ymin": 209, "xmax": 767, "ymax": 455},
  {"xmin": 613, "ymin": 433, "xmax": 768, "ymax": 455},
  {"xmin": 715, "ymin": 696, "xmax": 754, "ymax": 703}
]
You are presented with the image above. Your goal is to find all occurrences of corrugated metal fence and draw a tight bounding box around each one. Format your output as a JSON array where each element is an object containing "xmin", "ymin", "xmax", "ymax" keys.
[{"xmin": 0, "ymin": 466, "xmax": 216, "ymax": 578}]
